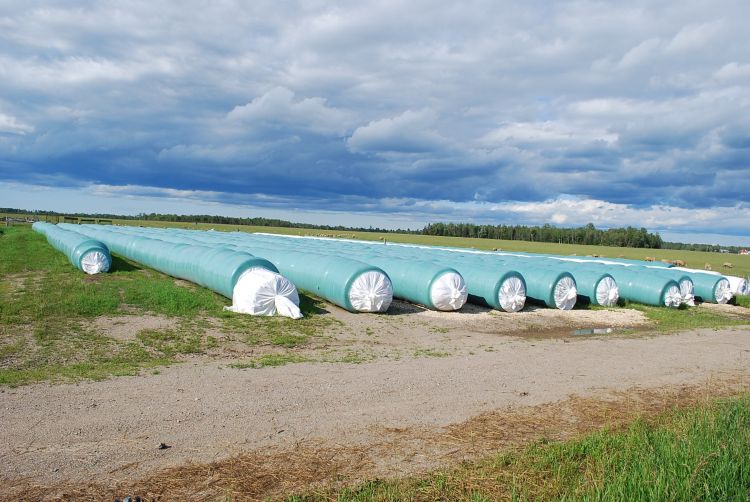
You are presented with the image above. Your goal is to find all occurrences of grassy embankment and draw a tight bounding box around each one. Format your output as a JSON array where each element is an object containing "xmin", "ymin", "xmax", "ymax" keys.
[
  {"xmin": 292, "ymin": 393, "xmax": 750, "ymax": 501},
  {"xmin": 1, "ymin": 224, "xmax": 749, "ymax": 386}
]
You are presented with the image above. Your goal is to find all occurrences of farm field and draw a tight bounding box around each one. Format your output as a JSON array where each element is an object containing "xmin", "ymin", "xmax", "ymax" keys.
[{"xmin": 2, "ymin": 224, "xmax": 750, "ymax": 500}]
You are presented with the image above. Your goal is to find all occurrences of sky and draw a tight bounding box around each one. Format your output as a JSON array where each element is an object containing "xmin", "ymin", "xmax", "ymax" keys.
[{"xmin": 1, "ymin": 1, "xmax": 749, "ymax": 245}]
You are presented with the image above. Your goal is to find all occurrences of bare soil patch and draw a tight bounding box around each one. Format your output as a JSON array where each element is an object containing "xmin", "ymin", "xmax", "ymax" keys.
[
  {"xmin": 699, "ymin": 302, "xmax": 750, "ymax": 320},
  {"xmin": 3, "ymin": 272, "xmax": 47, "ymax": 299},
  {"xmin": 319, "ymin": 300, "xmax": 650, "ymax": 359},
  {"xmin": 92, "ymin": 314, "xmax": 179, "ymax": 341}
]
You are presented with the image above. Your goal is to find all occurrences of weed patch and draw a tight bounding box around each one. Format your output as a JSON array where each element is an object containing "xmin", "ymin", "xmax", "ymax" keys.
[{"xmin": 229, "ymin": 353, "xmax": 311, "ymax": 369}]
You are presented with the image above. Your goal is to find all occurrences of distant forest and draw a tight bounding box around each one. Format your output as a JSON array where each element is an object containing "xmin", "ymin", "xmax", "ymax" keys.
[
  {"xmin": 422, "ymin": 222, "xmax": 664, "ymax": 248},
  {"xmin": 3, "ymin": 207, "xmax": 744, "ymax": 253},
  {"xmin": 422, "ymin": 222, "xmax": 745, "ymax": 253},
  {"xmin": 1, "ymin": 208, "xmax": 409, "ymax": 234}
]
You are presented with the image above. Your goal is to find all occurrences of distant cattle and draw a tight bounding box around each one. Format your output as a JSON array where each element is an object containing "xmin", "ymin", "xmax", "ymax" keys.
[
  {"xmin": 705, "ymin": 263, "xmax": 712, "ymax": 271},
  {"xmin": 645, "ymin": 256, "xmax": 655, "ymax": 262},
  {"xmin": 723, "ymin": 262, "xmax": 734, "ymax": 269},
  {"xmin": 673, "ymin": 260, "xmax": 686, "ymax": 267}
]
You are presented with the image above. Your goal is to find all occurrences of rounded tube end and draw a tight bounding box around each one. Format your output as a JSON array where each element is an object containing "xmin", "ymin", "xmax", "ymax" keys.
[
  {"xmin": 430, "ymin": 271, "xmax": 468, "ymax": 311},
  {"xmin": 663, "ymin": 284, "xmax": 682, "ymax": 308},
  {"xmin": 80, "ymin": 250, "xmax": 111, "ymax": 274},
  {"xmin": 714, "ymin": 278, "xmax": 732, "ymax": 304},
  {"xmin": 554, "ymin": 276, "xmax": 577, "ymax": 310},
  {"xmin": 679, "ymin": 278, "xmax": 695, "ymax": 306},
  {"xmin": 348, "ymin": 270, "xmax": 393, "ymax": 313},
  {"xmin": 595, "ymin": 276, "xmax": 619, "ymax": 307},
  {"xmin": 498, "ymin": 276, "xmax": 526, "ymax": 312},
  {"xmin": 226, "ymin": 267, "xmax": 302, "ymax": 318}
]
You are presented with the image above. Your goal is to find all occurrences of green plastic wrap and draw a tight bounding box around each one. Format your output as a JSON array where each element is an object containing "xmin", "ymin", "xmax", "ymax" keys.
[
  {"xmin": 78, "ymin": 225, "xmax": 393, "ymax": 313},
  {"xmin": 126, "ymin": 228, "xmax": 453, "ymax": 312},
  {"xmin": 690, "ymin": 273, "xmax": 732, "ymax": 304},
  {"xmin": 82, "ymin": 227, "xmax": 700, "ymax": 311},
  {"xmin": 33, "ymin": 222, "xmax": 111, "ymax": 274},
  {"xmin": 507, "ymin": 265, "xmax": 576, "ymax": 309},
  {"xmin": 559, "ymin": 263, "xmax": 619, "ymax": 307},
  {"xmin": 336, "ymin": 251, "xmax": 466, "ymax": 311},
  {"xmin": 221, "ymin": 233, "xmax": 523, "ymax": 312},
  {"xmin": 63, "ymin": 224, "xmax": 277, "ymax": 299},
  {"xmin": 228, "ymin": 246, "xmax": 392, "ymax": 313},
  {"xmin": 607, "ymin": 268, "xmax": 682, "ymax": 307}
]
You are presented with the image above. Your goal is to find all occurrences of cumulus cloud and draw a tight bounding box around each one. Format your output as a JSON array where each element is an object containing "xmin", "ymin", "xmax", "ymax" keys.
[
  {"xmin": 0, "ymin": 0, "xmax": 749, "ymax": 241},
  {"xmin": 226, "ymin": 87, "xmax": 354, "ymax": 136},
  {"xmin": 347, "ymin": 109, "xmax": 448, "ymax": 154},
  {"xmin": 0, "ymin": 112, "xmax": 34, "ymax": 134}
]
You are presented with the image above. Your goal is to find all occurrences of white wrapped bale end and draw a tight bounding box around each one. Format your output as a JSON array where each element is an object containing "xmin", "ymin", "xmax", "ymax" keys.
[
  {"xmin": 348, "ymin": 270, "xmax": 393, "ymax": 313},
  {"xmin": 80, "ymin": 250, "xmax": 111, "ymax": 275},
  {"xmin": 714, "ymin": 278, "xmax": 733, "ymax": 304},
  {"xmin": 430, "ymin": 272, "xmax": 468, "ymax": 311},
  {"xmin": 679, "ymin": 278, "xmax": 695, "ymax": 306},
  {"xmin": 727, "ymin": 276, "xmax": 749, "ymax": 296},
  {"xmin": 499, "ymin": 276, "xmax": 526, "ymax": 312},
  {"xmin": 225, "ymin": 267, "xmax": 302, "ymax": 319},
  {"xmin": 553, "ymin": 276, "xmax": 578, "ymax": 310},
  {"xmin": 595, "ymin": 276, "xmax": 620, "ymax": 307},
  {"xmin": 664, "ymin": 284, "xmax": 683, "ymax": 307}
]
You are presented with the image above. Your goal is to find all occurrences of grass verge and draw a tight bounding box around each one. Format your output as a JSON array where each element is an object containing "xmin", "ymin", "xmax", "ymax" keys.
[
  {"xmin": 295, "ymin": 393, "xmax": 750, "ymax": 501},
  {"xmin": 626, "ymin": 302, "xmax": 750, "ymax": 331}
]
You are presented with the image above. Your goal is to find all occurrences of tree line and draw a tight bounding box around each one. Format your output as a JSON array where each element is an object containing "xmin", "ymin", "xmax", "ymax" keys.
[
  {"xmin": 422, "ymin": 222, "xmax": 664, "ymax": 248},
  {"xmin": 4, "ymin": 207, "xmax": 744, "ymax": 252},
  {"xmin": 0, "ymin": 208, "xmax": 411, "ymax": 234}
]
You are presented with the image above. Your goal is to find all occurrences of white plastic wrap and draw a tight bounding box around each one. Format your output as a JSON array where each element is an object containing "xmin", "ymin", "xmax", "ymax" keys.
[
  {"xmin": 553, "ymin": 276, "xmax": 577, "ymax": 310},
  {"xmin": 498, "ymin": 276, "xmax": 526, "ymax": 312},
  {"xmin": 348, "ymin": 271, "xmax": 393, "ymax": 312},
  {"xmin": 429, "ymin": 272, "xmax": 468, "ymax": 311},
  {"xmin": 80, "ymin": 251, "xmax": 110, "ymax": 275},
  {"xmin": 596, "ymin": 276, "xmax": 619, "ymax": 307},
  {"xmin": 224, "ymin": 267, "xmax": 302, "ymax": 319},
  {"xmin": 727, "ymin": 276, "xmax": 749, "ymax": 296},
  {"xmin": 671, "ymin": 266, "xmax": 720, "ymax": 276},
  {"xmin": 679, "ymin": 279, "xmax": 695, "ymax": 306},
  {"xmin": 714, "ymin": 278, "xmax": 733, "ymax": 304},
  {"xmin": 664, "ymin": 285, "xmax": 683, "ymax": 307}
]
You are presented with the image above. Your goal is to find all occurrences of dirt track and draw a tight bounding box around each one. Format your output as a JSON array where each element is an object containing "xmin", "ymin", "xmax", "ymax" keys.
[{"xmin": 2, "ymin": 325, "xmax": 749, "ymax": 495}]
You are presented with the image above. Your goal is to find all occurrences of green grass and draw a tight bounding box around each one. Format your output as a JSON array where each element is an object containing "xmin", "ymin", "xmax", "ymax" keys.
[
  {"xmin": 292, "ymin": 394, "xmax": 750, "ymax": 501},
  {"xmin": 229, "ymin": 353, "xmax": 311, "ymax": 369},
  {"xmin": 413, "ymin": 347, "xmax": 451, "ymax": 358},
  {"xmin": 228, "ymin": 348, "xmax": 377, "ymax": 369},
  {"xmin": 0, "ymin": 226, "xmax": 335, "ymax": 386},
  {"xmin": 626, "ymin": 302, "xmax": 750, "ymax": 331}
]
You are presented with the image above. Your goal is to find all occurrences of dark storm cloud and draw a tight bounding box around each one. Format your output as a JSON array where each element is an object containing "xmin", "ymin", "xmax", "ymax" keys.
[{"xmin": 1, "ymin": 0, "xmax": 749, "ymax": 236}]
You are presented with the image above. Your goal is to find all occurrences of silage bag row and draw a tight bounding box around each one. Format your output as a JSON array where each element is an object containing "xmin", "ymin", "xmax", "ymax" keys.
[
  {"xmin": 112, "ymin": 226, "xmax": 458, "ymax": 313},
  {"xmin": 76, "ymin": 224, "xmax": 394, "ymax": 314},
  {"xmin": 32, "ymin": 222, "xmax": 111, "ymax": 274},
  {"xmin": 58, "ymin": 224, "xmax": 302, "ymax": 318}
]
